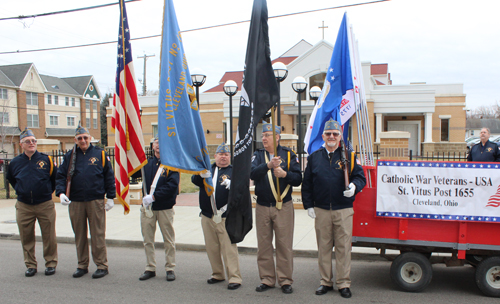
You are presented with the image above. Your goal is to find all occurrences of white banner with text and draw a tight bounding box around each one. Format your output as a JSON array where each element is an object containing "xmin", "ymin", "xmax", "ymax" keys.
[{"xmin": 376, "ymin": 160, "xmax": 500, "ymax": 222}]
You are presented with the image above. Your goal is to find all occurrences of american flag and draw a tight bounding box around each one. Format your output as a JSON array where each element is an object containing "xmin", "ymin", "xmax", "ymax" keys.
[
  {"xmin": 487, "ymin": 185, "xmax": 500, "ymax": 207},
  {"xmin": 111, "ymin": 0, "xmax": 147, "ymax": 214}
]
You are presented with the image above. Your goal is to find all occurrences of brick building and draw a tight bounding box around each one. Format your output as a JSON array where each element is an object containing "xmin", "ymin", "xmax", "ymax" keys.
[
  {"xmin": 106, "ymin": 39, "xmax": 467, "ymax": 156},
  {"xmin": 0, "ymin": 63, "xmax": 102, "ymax": 157}
]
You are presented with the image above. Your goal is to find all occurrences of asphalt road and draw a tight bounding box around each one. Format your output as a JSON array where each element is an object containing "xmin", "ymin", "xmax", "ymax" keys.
[{"xmin": 0, "ymin": 239, "xmax": 493, "ymax": 303}]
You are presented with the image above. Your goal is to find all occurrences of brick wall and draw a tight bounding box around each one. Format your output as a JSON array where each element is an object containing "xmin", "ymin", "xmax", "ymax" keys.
[
  {"xmin": 379, "ymin": 132, "xmax": 409, "ymax": 160},
  {"xmin": 422, "ymin": 142, "xmax": 468, "ymax": 155}
]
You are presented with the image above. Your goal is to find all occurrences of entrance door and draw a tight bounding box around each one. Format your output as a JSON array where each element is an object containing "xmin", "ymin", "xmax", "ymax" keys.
[{"xmin": 387, "ymin": 121, "xmax": 420, "ymax": 155}]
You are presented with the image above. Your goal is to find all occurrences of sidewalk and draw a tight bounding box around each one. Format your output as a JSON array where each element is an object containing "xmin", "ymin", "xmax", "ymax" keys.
[{"xmin": 0, "ymin": 194, "xmax": 385, "ymax": 259}]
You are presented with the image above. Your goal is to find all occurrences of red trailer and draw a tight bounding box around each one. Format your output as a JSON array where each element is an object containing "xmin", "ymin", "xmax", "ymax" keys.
[{"xmin": 352, "ymin": 163, "xmax": 500, "ymax": 297}]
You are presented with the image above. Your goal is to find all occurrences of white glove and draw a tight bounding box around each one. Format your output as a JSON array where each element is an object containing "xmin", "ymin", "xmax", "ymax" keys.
[
  {"xmin": 59, "ymin": 194, "xmax": 71, "ymax": 206},
  {"xmin": 221, "ymin": 179, "xmax": 231, "ymax": 190},
  {"xmin": 343, "ymin": 183, "xmax": 356, "ymax": 198},
  {"xmin": 307, "ymin": 208, "xmax": 316, "ymax": 219},
  {"xmin": 200, "ymin": 170, "xmax": 211, "ymax": 179},
  {"xmin": 105, "ymin": 199, "xmax": 114, "ymax": 211},
  {"xmin": 142, "ymin": 194, "xmax": 154, "ymax": 207}
]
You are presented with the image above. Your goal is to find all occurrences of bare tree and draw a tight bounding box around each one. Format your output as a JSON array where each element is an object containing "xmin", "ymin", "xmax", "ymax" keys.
[
  {"xmin": 472, "ymin": 105, "xmax": 495, "ymax": 119},
  {"xmin": 0, "ymin": 91, "xmax": 15, "ymax": 160}
]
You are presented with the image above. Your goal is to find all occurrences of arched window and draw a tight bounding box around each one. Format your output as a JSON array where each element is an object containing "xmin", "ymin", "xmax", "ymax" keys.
[{"xmin": 309, "ymin": 72, "xmax": 326, "ymax": 96}]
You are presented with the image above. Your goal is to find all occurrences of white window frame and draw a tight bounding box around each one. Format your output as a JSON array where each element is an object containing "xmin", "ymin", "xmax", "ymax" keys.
[
  {"xmin": 152, "ymin": 124, "xmax": 158, "ymax": 138},
  {"xmin": 0, "ymin": 112, "xmax": 9, "ymax": 124},
  {"xmin": 49, "ymin": 114, "xmax": 59, "ymax": 126},
  {"xmin": 26, "ymin": 92, "xmax": 38, "ymax": 106},
  {"xmin": 54, "ymin": 95, "xmax": 59, "ymax": 105},
  {"xmin": 71, "ymin": 97, "xmax": 76, "ymax": 107},
  {"xmin": 27, "ymin": 114, "xmax": 39, "ymax": 128},
  {"xmin": 66, "ymin": 115, "xmax": 76, "ymax": 127},
  {"xmin": 0, "ymin": 88, "xmax": 8, "ymax": 99},
  {"xmin": 65, "ymin": 97, "xmax": 69, "ymax": 106},
  {"xmin": 47, "ymin": 94, "xmax": 52, "ymax": 105},
  {"xmin": 86, "ymin": 118, "xmax": 91, "ymax": 128},
  {"xmin": 93, "ymin": 118, "xmax": 98, "ymax": 129}
]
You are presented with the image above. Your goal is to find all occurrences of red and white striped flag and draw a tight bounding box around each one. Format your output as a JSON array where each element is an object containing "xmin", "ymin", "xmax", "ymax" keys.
[
  {"xmin": 486, "ymin": 185, "xmax": 500, "ymax": 208},
  {"xmin": 111, "ymin": 0, "xmax": 147, "ymax": 214}
]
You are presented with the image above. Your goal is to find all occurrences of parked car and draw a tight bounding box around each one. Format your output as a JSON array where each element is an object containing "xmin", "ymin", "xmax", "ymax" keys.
[
  {"xmin": 490, "ymin": 135, "xmax": 500, "ymax": 144},
  {"xmin": 465, "ymin": 136, "xmax": 479, "ymax": 143}
]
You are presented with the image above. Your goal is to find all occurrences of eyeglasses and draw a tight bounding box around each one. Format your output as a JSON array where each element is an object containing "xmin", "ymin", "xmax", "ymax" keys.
[
  {"xmin": 261, "ymin": 133, "xmax": 274, "ymax": 138},
  {"xmin": 324, "ymin": 132, "xmax": 341, "ymax": 137},
  {"xmin": 22, "ymin": 139, "xmax": 37, "ymax": 144},
  {"xmin": 76, "ymin": 136, "xmax": 89, "ymax": 141}
]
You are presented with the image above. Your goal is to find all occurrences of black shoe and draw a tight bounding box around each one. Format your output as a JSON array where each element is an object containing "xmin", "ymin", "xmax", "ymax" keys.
[
  {"xmin": 73, "ymin": 268, "xmax": 88, "ymax": 278},
  {"xmin": 207, "ymin": 278, "xmax": 225, "ymax": 284},
  {"xmin": 166, "ymin": 271, "xmax": 175, "ymax": 281},
  {"xmin": 139, "ymin": 271, "xmax": 156, "ymax": 281},
  {"xmin": 281, "ymin": 284, "xmax": 293, "ymax": 294},
  {"xmin": 255, "ymin": 283, "xmax": 274, "ymax": 292},
  {"xmin": 45, "ymin": 267, "xmax": 56, "ymax": 276},
  {"xmin": 25, "ymin": 268, "xmax": 37, "ymax": 277},
  {"xmin": 339, "ymin": 287, "xmax": 352, "ymax": 298},
  {"xmin": 228, "ymin": 283, "xmax": 241, "ymax": 290},
  {"xmin": 316, "ymin": 285, "xmax": 333, "ymax": 295},
  {"xmin": 92, "ymin": 269, "xmax": 109, "ymax": 279}
]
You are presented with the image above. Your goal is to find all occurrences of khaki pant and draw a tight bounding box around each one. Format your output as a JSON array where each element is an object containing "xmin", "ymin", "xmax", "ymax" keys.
[
  {"xmin": 315, "ymin": 207, "xmax": 354, "ymax": 289},
  {"xmin": 255, "ymin": 201, "xmax": 294, "ymax": 287},
  {"xmin": 201, "ymin": 216, "xmax": 242, "ymax": 284},
  {"xmin": 69, "ymin": 200, "xmax": 108, "ymax": 270},
  {"xmin": 16, "ymin": 200, "xmax": 57, "ymax": 269},
  {"xmin": 141, "ymin": 207, "xmax": 175, "ymax": 272}
]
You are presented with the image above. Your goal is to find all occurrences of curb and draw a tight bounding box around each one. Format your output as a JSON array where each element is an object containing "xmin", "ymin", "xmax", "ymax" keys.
[{"xmin": 0, "ymin": 234, "xmax": 386, "ymax": 261}]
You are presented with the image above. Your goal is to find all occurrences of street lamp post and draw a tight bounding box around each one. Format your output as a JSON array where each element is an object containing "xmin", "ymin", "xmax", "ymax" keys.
[
  {"xmin": 272, "ymin": 62, "xmax": 288, "ymax": 127},
  {"xmin": 191, "ymin": 69, "xmax": 206, "ymax": 108},
  {"xmin": 292, "ymin": 76, "xmax": 307, "ymax": 171},
  {"xmin": 223, "ymin": 80, "xmax": 238, "ymax": 162},
  {"xmin": 309, "ymin": 86, "xmax": 322, "ymax": 105}
]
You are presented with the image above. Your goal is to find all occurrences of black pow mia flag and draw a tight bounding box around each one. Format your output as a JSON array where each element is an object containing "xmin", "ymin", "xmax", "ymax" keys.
[{"xmin": 225, "ymin": 0, "xmax": 279, "ymax": 243}]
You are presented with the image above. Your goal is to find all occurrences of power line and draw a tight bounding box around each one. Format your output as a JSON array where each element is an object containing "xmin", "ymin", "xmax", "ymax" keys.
[
  {"xmin": 0, "ymin": 0, "xmax": 141, "ymax": 21},
  {"xmin": 0, "ymin": 0, "xmax": 390, "ymax": 55},
  {"xmin": 0, "ymin": 104, "xmax": 102, "ymax": 115}
]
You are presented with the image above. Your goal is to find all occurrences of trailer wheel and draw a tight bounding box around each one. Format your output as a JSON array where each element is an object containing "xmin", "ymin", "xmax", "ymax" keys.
[
  {"xmin": 466, "ymin": 254, "xmax": 485, "ymax": 267},
  {"xmin": 475, "ymin": 256, "xmax": 500, "ymax": 297},
  {"xmin": 390, "ymin": 252, "xmax": 432, "ymax": 292}
]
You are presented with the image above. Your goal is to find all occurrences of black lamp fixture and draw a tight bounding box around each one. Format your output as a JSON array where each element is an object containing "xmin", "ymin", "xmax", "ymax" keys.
[
  {"xmin": 223, "ymin": 80, "xmax": 238, "ymax": 162},
  {"xmin": 190, "ymin": 68, "xmax": 206, "ymax": 108},
  {"xmin": 272, "ymin": 61, "xmax": 288, "ymax": 127},
  {"xmin": 309, "ymin": 86, "xmax": 321, "ymax": 105},
  {"xmin": 292, "ymin": 76, "xmax": 307, "ymax": 172}
]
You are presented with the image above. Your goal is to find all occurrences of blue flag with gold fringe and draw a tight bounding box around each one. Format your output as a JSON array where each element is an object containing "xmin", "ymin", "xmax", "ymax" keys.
[{"xmin": 158, "ymin": 0, "xmax": 213, "ymax": 195}]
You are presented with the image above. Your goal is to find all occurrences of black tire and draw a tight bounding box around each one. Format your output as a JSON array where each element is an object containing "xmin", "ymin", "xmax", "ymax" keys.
[
  {"xmin": 466, "ymin": 254, "xmax": 485, "ymax": 267},
  {"xmin": 390, "ymin": 252, "xmax": 433, "ymax": 292},
  {"xmin": 475, "ymin": 256, "xmax": 500, "ymax": 297}
]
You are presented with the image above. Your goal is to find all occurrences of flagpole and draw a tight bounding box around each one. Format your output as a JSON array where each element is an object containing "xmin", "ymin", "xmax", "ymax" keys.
[
  {"xmin": 119, "ymin": 0, "xmax": 130, "ymax": 151},
  {"xmin": 271, "ymin": 106, "xmax": 282, "ymax": 209}
]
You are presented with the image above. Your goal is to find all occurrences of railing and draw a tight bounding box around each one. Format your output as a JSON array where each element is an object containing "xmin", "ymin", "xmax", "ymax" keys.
[{"xmin": 409, "ymin": 150, "xmax": 467, "ymax": 162}]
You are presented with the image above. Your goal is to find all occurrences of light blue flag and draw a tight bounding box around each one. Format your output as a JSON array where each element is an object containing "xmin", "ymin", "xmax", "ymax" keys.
[
  {"xmin": 158, "ymin": 0, "xmax": 213, "ymax": 195},
  {"xmin": 304, "ymin": 12, "xmax": 354, "ymax": 155}
]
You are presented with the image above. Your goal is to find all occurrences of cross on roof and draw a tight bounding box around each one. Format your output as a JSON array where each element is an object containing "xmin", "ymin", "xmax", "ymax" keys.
[{"xmin": 319, "ymin": 21, "xmax": 328, "ymax": 40}]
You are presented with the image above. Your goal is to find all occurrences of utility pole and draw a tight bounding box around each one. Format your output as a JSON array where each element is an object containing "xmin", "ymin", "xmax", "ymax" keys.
[{"xmin": 137, "ymin": 54, "xmax": 155, "ymax": 96}]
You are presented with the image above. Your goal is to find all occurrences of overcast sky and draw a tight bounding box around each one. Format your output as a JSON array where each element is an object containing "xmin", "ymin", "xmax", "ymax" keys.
[{"xmin": 1, "ymin": 0, "xmax": 499, "ymax": 110}]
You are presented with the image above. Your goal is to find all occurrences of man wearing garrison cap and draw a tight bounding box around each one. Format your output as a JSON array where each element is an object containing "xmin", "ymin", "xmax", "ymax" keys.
[
  {"xmin": 250, "ymin": 124, "xmax": 302, "ymax": 294},
  {"xmin": 56, "ymin": 124, "xmax": 116, "ymax": 279},
  {"xmin": 132, "ymin": 136, "xmax": 179, "ymax": 282},
  {"xmin": 302, "ymin": 118, "xmax": 366, "ymax": 298},
  {"xmin": 7, "ymin": 128, "xmax": 58, "ymax": 277},
  {"xmin": 192, "ymin": 143, "xmax": 242, "ymax": 290}
]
